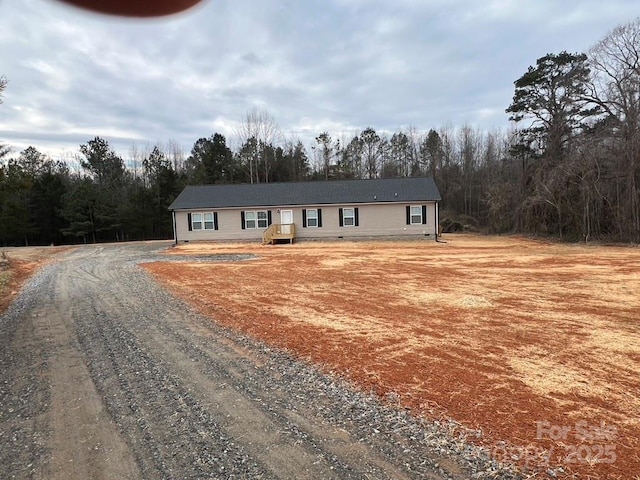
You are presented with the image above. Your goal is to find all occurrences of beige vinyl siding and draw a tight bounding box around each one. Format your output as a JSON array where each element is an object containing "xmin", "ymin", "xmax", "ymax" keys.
[
  {"xmin": 175, "ymin": 209, "xmax": 262, "ymax": 242},
  {"xmin": 296, "ymin": 203, "xmax": 437, "ymax": 239},
  {"xmin": 174, "ymin": 202, "xmax": 438, "ymax": 242}
]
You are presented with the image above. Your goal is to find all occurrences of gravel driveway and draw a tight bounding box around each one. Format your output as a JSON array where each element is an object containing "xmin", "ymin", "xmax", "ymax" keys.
[{"xmin": 0, "ymin": 242, "xmax": 519, "ymax": 479}]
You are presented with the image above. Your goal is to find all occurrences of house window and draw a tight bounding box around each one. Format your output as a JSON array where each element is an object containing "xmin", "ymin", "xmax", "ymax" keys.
[
  {"xmin": 190, "ymin": 212, "xmax": 217, "ymax": 231},
  {"xmin": 245, "ymin": 211, "xmax": 256, "ymax": 229},
  {"xmin": 203, "ymin": 212, "xmax": 215, "ymax": 230},
  {"xmin": 192, "ymin": 213, "xmax": 203, "ymax": 230},
  {"xmin": 406, "ymin": 205, "xmax": 427, "ymax": 226},
  {"xmin": 342, "ymin": 208, "xmax": 355, "ymax": 227},
  {"xmin": 306, "ymin": 209, "xmax": 318, "ymax": 227},
  {"xmin": 339, "ymin": 207, "xmax": 359, "ymax": 227},
  {"xmin": 302, "ymin": 208, "xmax": 322, "ymax": 228},
  {"xmin": 244, "ymin": 210, "xmax": 268, "ymax": 229},
  {"xmin": 257, "ymin": 211, "xmax": 268, "ymax": 229},
  {"xmin": 410, "ymin": 206, "xmax": 422, "ymax": 225}
]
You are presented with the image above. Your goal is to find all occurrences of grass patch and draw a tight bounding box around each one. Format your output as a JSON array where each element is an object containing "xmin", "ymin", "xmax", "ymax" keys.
[
  {"xmin": 0, "ymin": 269, "xmax": 11, "ymax": 287},
  {"xmin": 0, "ymin": 252, "xmax": 10, "ymax": 291},
  {"xmin": 0, "ymin": 251, "xmax": 13, "ymax": 297},
  {"xmin": 0, "ymin": 251, "xmax": 13, "ymax": 298}
]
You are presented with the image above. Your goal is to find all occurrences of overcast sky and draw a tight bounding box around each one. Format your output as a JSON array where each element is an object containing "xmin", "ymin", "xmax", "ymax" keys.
[{"xmin": 0, "ymin": 0, "xmax": 638, "ymax": 160}]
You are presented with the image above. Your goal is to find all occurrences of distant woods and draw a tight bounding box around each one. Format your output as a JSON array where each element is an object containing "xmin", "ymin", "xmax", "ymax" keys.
[{"xmin": 2, "ymin": 18, "xmax": 640, "ymax": 245}]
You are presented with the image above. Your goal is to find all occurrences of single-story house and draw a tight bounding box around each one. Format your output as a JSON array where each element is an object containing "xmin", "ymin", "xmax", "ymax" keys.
[{"xmin": 168, "ymin": 177, "xmax": 441, "ymax": 244}]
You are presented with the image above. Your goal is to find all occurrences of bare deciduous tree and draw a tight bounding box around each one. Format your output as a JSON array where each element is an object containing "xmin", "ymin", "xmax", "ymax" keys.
[
  {"xmin": 235, "ymin": 108, "xmax": 281, "ymax": 183},
  {"xmin": 166, "ymin": 139, "xmax": 186, "ymax": 173},
  {"xmin": 588, "ymin": 17, "xmax": 640, "ymax": 241},
  {"xmin": 0, "ymin": 76, "xmax": 9, "ymax": 160},
  {"xmin": 0, "ymin": 75, "xmax": 7, "ymax": 104}
]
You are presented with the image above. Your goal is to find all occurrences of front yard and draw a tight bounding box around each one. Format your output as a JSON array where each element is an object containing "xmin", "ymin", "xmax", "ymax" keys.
[{"xmin": 144, "ymin": 235, "xmax": 640, "ymax": 479}]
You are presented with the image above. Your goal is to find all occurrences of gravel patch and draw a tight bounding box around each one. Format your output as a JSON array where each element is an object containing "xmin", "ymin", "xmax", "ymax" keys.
[
  {"xmin": 0, "ymin": 267, "xmax": 53, "ymax": 479},
  {"xmin": 138, "ymin": 253, "xmax": 258, "ymax": 264}
]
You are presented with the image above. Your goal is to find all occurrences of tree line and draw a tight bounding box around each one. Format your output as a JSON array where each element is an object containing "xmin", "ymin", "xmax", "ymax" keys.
[{"xmin": 1, "ymin": 17, "xmax": 640, "ymax": 245}]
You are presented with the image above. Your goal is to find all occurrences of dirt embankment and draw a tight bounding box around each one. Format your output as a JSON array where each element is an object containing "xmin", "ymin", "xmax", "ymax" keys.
[{"xmin": 0, "ymin": 246, "xmax": 72, "ymax": 313}]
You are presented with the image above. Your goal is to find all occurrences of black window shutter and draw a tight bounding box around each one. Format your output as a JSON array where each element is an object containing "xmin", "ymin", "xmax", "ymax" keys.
[
  {"xmin": 268, "ymin": 210, "xmax": 272, "ymax": 226},
  {"xmin": 188, "ymin": 213, "xmax": 192, "ymax": 231},
  {"xmin": 241, "ymin": 211, "xmax": 245, "ymax": 229},
  {"xmin": 406, "ymin": 206, "xmax": 411, "ymax": 225},
  {"xmin": 317, "ymin": 209, "xmax": 322, "ymax": 227},
  {"xmin": 214, "ymin": 212, "xmax": 218, "ymax": 230},
  {"xmin": 339, "ymin": 208, "xmax": 343, "ymax": 227},
  {"xmin": 354, "ymin": 207, "xmax": 359, "ymax": 227},
  {"xmin": 302, "ymin": 209, "xmax": 307, "ymax": 228},
  {"xmin": 422, "ymin": 205, "xmax": 427, "ymax": 224}
]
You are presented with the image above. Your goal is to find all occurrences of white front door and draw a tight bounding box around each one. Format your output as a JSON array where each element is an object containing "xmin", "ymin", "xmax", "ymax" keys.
[{"xmin": 280, "ymin": 210, "xmax": 293, "ymax": 234}]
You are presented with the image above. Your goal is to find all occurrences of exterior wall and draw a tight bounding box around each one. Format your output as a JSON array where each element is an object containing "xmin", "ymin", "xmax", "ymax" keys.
[{"xmin": 173, "ymin": 202, "xmax": 438, "ymax": 242}]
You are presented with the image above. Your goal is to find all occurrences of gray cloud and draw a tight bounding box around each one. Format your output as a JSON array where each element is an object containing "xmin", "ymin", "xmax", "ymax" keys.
[{"xmin": 0, "ymin": 0, "xmax": 638, "ymax": 159}]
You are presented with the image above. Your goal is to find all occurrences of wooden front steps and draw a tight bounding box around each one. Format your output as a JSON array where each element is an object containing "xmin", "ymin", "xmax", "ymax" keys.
[{"xmin": 262, "ymin": 223, "xmax": 296, "ymax": 245}]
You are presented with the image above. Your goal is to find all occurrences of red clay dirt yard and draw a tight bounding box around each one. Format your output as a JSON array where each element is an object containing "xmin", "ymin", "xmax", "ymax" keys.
[{"xmin": 144, "ymin": 234, "xmax": 640, "ymax": 479}]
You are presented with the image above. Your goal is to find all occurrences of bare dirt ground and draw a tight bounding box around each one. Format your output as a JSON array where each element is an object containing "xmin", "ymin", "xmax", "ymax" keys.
[
  {"xmin": 144, "ymin": 235, "xmax": 640, "ymax": 479},
  {"xmin": 0, "ymin": 246, "xmax": 72, "ymax": 314},
  {"xmin": 1, "ymin": 241, "xmax": 509, "ymax": 479}
]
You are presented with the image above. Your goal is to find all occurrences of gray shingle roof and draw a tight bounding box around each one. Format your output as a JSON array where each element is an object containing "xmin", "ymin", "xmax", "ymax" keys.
[{"xmin": 169, "ymin": 177, "xmax": 441, "ymax": 210}]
